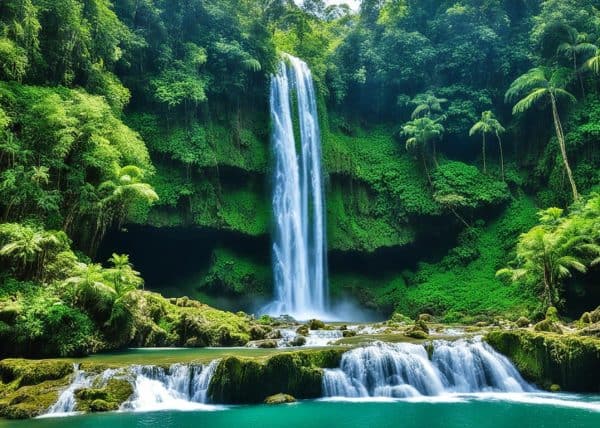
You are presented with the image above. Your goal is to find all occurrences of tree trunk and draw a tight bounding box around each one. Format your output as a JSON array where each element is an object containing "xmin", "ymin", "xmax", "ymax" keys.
[
  {"xmin": 550, "ymin": 93, "xmax": 579, "ymax": 201},
  {"xmin": 496, "ymin": 132, "xmax": 505, "ymax": 181},
  {"xmin": 422, "ymin": 151, "xmax": 432, "ymax": 187},
  {"xmin": 575, "ymin": 54, "xmax": 585, "ymax": 98},
  {"xmin": 482, "ymin": 133, "xmax": 487, "ymax": 173}
]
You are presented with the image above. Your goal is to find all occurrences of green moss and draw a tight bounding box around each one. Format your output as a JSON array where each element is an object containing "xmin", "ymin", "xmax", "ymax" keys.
[
  {"xmin": 127, "ymin": 113, "xmax": 269, "ymax": 173},
  {"xmin": 396, "ymin": 195, "xmax": 539, "ymax": 320},
  {"xmin": 485, "ymin": 330, "xmax": 600, "ymax": 392},
  {"xmin": 208, "ymin": 349, "xmax": 345, "ymax": 404},
  {"xmin": 0, "ymin": 360, "xmax": 73, "ymax": 419},
  {"xmin": 0, "ymin": 359, "xmax": 73, "ymax": 387},
  {"xmin": 75, "ymin": 378, "xmax": 134, "ymax": 412},
  {"xmin": 200, "ymin": 247, "xmax": 271, "ymax": 296}
]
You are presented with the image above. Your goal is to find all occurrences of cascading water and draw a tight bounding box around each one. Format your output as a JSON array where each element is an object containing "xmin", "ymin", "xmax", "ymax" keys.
[
  {"xmin": 43, "ymin": 361, "xmax": 220, "ymax": 416},
  {"xmin": 322, "ymin": 339, "xmax": 534, "ymax": 398},
  {"xmin": 124, "ymin": 361, "xmax": 219, "ymax": 411},
  {"xmin": 264, "ymin": 54, "xmax": 328, "ymax": 320}
]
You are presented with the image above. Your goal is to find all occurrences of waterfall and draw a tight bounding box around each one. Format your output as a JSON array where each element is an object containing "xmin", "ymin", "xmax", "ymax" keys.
[
  {"xmin": 45, "ymin": 365, "xmax": 119, "ymax": 415},
  {"xmin": 124, "ymin": 361, "xmax": 219, "ymax": 411},
  {"xmin": 44, "ymin": 361, "xmax": 219, "ymax": 416},
  {"xmin": 322, "ymin": 339, "xmax": 534, "ymax": 398},
  {"xmin": 264, "ymin": 54, "xmax": 328, "ymax": 320}
]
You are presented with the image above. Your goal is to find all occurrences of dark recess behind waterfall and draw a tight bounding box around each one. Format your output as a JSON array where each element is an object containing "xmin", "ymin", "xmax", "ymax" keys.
[{"xmin": 97, "ymin": 222, "xmax": 459, "ymax": 315}]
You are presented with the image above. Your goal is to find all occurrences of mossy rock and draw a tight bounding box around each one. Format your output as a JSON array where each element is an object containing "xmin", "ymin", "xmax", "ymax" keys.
[
  {"xmin": 590, "ymin": 306, "xmax": 600, "ymax": 323},
  {"xmin": 579, "ymin": 312, "xmax": 592, "ymax": 325},
  {"xmin": 545, "ymin": 307, "xmax": 560, "ymax": 323},
  {"xmin": 579, "ymin": 323, "xmax": 600, "ymax": 338},
  {"xmin": 256, "ymin": 340, "xmax": 278, "ymax": 349},
  {"xmin": 296, "ymin": 325, "xmax": 309, "ymax": 336},
  {"xmin": 0, "ymin": 359, "xmax": 73, "ymax": 387},
  {"xmin": 0, "ymin": 377, "xmax": 71, "ymax": 419},
  {"xmin": 75, "ymin": 378, "xmax": 133, "ymax": 413},
  {"xmin": 405, "ymin": 329, "xmax": 429, "ymax": 340},
  {"xmin": 485, "ymin": 330, "xmax": 600, "ymax": 392},
  {"xmin": 290, "ymin": 336, "xmax": 306, "ymax": 347},
  {"xmin": 250, "ymin": 326, "xmax": 268, "ymax": 341},
  {"xmin": 208, "ymin": 349, "xmax": 345, "ymax": 404},
  {"xmin": 516, "ymin": 317, "xmax": 530, "ymax": 328},
  {"xmin": 308, "ymin": 319, "xmax": 325, "ymax": 330},
  {"xmin": 342, "ymin": 330, "xmax": 356, "ymax": 338},
  {"xmin": 264, "ymin": 393, "xmax": 296, "ymax": 405},
  {"xmin": 534, "ymin": 319, "xmax": 562, "ymax": 334}
]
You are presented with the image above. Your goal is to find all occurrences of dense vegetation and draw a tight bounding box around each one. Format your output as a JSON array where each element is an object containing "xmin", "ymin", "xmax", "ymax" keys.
[{"xmin": 0, "ymin": 0, "xmax": 599, "ymax": 357}]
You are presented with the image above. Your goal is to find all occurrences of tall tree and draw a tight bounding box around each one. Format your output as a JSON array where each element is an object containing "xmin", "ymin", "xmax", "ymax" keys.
[
  {"xmin": 469, "ymin": 111, "xmax": 506, "ymax": 179},
  {"xmin": 556, "ymin": 28, "xmax": 597, "ymax": 97},
  {"xmin": 402, "ymin": 117, "xmax": 444, "ymax": 183},
  {"xmin": 505, "ymin": 67, "xmax": 579, "ymax": 201}
]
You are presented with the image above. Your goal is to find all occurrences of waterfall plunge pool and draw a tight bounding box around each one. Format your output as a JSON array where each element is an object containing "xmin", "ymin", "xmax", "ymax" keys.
[{"xmin": 2, "ymin": 396, "xmax": 599, "ymax": 428}]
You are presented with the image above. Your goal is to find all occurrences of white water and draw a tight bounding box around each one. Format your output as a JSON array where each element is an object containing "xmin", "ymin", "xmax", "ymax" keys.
[
  {"xmin": 124, "ymin": 361, "xmax": 220, "ymax": 411},
  {"xmin": 277, "ymin": 328, "xmax": 344, "ymax": 347},
  {"xmin": 43, "ymin": 361, "xmax": 220, "ymax": 417},
  {"xmin": 43, "ymin": 365, "xmax": 119, "ymax": 417},
  {"xmin": 323, "ymin": 339, "xmax": 534, "ymax": 398},
  {"xmin": 264, "ymin": 54, "xmax": 328, "ymax": 320}
]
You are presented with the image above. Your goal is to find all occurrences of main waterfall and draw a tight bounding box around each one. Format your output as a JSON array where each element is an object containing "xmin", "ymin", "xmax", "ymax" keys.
[{"xmin": 264, "ymin": 54, "xmax": 328, "ymax": 320}]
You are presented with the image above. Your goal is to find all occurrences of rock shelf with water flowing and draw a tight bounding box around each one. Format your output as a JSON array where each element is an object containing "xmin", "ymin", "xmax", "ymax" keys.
[
  {"xmin": 322, "ymin": 339, "xmax": 534, "ymax": 398},
  {"xmin": 43, "ymin": 361, "xmax": 220, "ymax": 416},
  {"xmin": 264, "ymin": 54, "xmax": 328, "ymax": 320}
]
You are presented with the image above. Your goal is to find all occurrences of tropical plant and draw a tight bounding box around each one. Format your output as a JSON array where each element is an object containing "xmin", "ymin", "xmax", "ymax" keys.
[
  {"xmin": 505, "ymin": 67, "xmax": 579, "ymax": 201},
  {"xmin": 469, "ymin": 111, "xmax": 506, "ymax": 178},
  {"xmin": 556, "ymin": 28, "xmax": 597, "ymax": 96},
  {"xmin": 497, "ymin": 202, "xmax": 600, "ymax": 309},
  {"xmin": 402, "ymin": 117, "xmax": 445, "ymax": 183},
  {"xmin": 410, "ymin": 93, "xmax": 448, "ymax": 119}
]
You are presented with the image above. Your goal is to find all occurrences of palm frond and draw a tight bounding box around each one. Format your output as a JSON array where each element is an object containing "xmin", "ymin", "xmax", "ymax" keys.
[{"xmin": 512, "ymin": 88, "xmax": 549, "ymax": 114}]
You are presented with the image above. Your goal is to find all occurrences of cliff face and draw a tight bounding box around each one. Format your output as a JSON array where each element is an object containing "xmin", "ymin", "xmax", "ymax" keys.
[{"xmin": 106, "ymin": 105, "xmax": 519, "ymax": 316}]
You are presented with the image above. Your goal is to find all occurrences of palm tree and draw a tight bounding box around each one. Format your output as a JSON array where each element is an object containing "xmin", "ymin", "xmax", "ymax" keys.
[
  {"xmin": 0, "ymin": 224, "xmax": 59, "ymax": 278},
  {"xmin": 403, "ymin": 117, "xmax": 445, "ymax": 183},
  {"xmin": 469, "ymin": 111, "xmax": 506, "ymax": 179},
  {"xmin": 505, "ymin": 67, "xmax": 579, "ymax": 201},
  {"xmin": 63, "ymin": 262, "xmax": 117, "ymax": 319},
  {"xmin": 107, "ymin": 253, "xmax": 143, "ymax": 295},
  {"xmin": 30, "ymin": 165, "xmax": 50, "ymax": 186},
  {"xmin": 497, "ymin": 207, "xmax": 600, "ymax": 309},
  {"xmin": 91, "ymin": 165, "xmax": 158, "ymax": 252},
  {"xmin": 557, "ymin": 29, "xmax": 597, "ymax": 97},
  {"xmin": 410, "ymin": 93, "xmax": 448, "ymax": 119}
]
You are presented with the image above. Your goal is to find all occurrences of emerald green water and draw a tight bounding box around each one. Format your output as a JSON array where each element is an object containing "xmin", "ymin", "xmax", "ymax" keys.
[{"xmin": 1, "ymin": 399, "xmax": 599, "ymax": 428}]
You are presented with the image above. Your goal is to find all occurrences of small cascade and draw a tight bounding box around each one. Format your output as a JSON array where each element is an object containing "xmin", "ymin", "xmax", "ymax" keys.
[
  {"xmin": 323, "ymin": 339, "xmax": 534, "ymax": 398},
  {"xmin": 277, "ymin": 329, "xmax": 343, "ymax": 347},
  {"xmin": 45, "ymin": 365, "xmax": 118, "ymax": 416},
  {"xmin": 124, "ymin": 361, "xmax": 219, "ymax": 411},
  {"xmin": 44, "ymin": 361, "xmax": 219, "ymax": 416}
]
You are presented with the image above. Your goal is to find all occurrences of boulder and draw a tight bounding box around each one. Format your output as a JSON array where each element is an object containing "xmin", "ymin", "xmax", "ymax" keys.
[
  {"xmin": 257, "ymin": 340, "xmax": 278, "ymax": 349},
  {"xmin": 516, "ymin": 317, "xmax": 530, "ymax": 328},
  {"xmin": 264, "ymin": 393, "xmax": 296, "ymax": 405},
  {"xmin": 290, "ymin": 336, "xmax": 306, "ymax": 347},
  {"xmin": 308, "ymin": 319, "xmax": 325, "ymax": 330}
]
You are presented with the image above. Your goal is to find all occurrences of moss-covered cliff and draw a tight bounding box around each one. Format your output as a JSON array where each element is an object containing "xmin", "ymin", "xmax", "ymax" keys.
[{"xmin": 485, "ymin": 330, "xmax": 600, "ymax": 392}]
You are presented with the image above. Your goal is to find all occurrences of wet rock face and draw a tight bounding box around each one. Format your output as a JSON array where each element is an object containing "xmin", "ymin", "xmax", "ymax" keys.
[
  {"xmin": 207, "ymin": 349, "xmax": 345, "ymax": 404},
  {"xmin": 0, "ymin": 360, "xmax": 74, "ymax": 419},
  {"xmin": 485, "ymin": 330, "xmax": 600, "ymax": 392}
]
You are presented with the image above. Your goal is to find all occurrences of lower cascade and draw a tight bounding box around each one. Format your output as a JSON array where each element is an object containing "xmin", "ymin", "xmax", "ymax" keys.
[
  {"xmin": 323, "ymin": 339, "xmax": 534, "ymax": 398},
  {"xmin": 45, "ymin": 361, "xmax": 219, "ymax": 415}
]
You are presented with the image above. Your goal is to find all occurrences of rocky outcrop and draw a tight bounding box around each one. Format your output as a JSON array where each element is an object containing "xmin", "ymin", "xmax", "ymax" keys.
[
  {"xmin": 485, "ymin": 330, "xmax": 600, "ymax": 392},
  {"xmin": 208, "ymin": 349, "xmax": 345, "ymax": 404}
]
